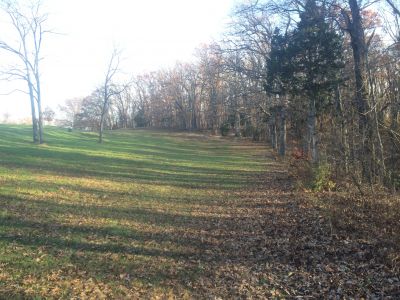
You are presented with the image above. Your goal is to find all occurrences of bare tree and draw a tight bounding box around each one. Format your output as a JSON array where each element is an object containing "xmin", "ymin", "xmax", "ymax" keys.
[
  {"xmin": 42, "ymin": 106, "xmax": 55, "ymax": 124},
  {"xmin": 0, "ymin": 0, "xmax": 48, "ymax": 143},
  {"xmin": 59, "ymin": 98, "xmax": 84, "ymax": 129},
  {"xmin": 98, "ymin": 48, "xmax": 126, "ymax": 143},
  {"xmin": 196, "ymin": 43, "xmax": 225, "ymax": 134},
  {"xmin": 114, "ymin": 86, "xmax": 134, "ymax": 129}
]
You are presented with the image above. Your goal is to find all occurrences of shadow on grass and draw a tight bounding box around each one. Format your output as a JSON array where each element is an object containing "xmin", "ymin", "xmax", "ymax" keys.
[
  {"xmin": 0, "ymin": 194, "xmax": 229, "ymax": 229},
  {"xmin": 0, "ymin": 148, "xmax": 268, "ymax": 190},
  {"xmin": 0, "ymin": 194, "xmax": 216, "ymax": 296},
  {"xmin": 0, "ymin": 126, "xmax": 277, "ymax": 297}
]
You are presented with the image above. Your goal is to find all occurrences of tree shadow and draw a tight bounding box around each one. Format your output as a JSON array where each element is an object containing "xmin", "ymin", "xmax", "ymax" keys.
[{"xmin": 0, "ymin": 149, "xmax": 266, "ymax": 190}]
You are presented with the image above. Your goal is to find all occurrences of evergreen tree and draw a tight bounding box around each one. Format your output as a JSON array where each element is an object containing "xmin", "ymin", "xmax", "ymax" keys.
[
  {"xmin": 266, "ymin": 27, "xmax": 290, "ymax": 96},
  {"xmin": 286, "ymin": 0, "xmax": 344, "ymax": 162},
  {"xmin": 265, "ymin": 28, "xmax": 291, "ymax": 156}
]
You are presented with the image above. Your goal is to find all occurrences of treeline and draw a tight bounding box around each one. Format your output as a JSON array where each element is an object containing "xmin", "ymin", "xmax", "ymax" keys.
[{"xmin": 60, "ymin": 0, "xmax": 399, "ymax": 189}]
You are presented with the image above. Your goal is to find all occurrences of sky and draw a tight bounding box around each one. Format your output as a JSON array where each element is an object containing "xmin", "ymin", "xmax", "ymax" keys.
[{"xmin": 0, "ymin": 0, "xmax": 238, "ymax": 121}]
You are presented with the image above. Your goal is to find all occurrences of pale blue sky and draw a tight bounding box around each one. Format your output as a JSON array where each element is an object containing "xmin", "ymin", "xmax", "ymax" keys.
[{"xmin": 0, "ymin": 0, "xmax": 238, "ymax": 120}]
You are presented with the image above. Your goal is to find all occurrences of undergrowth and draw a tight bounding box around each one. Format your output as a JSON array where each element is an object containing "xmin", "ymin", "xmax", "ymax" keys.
[{"xmin": 288, "ymin": 147, "xmax": 400, "ymax": 275}]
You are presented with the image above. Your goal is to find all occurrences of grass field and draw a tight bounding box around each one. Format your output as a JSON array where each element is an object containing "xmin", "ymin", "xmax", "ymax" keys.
[{"xmin": 0, "ymin": 125, "xmax": 270, "ymax": 298}]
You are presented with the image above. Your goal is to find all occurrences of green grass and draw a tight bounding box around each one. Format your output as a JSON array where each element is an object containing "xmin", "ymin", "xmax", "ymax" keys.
[{"xmin": 0, "ymin": 125, "xmax": 270, "ymax": 298}]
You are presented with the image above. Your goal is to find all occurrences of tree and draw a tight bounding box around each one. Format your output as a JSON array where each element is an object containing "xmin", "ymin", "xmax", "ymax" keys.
[
  {"xmin": 286, "ymin": 0, "xmax": 344, "ymax": 162},
  {"xmin": 114, "ymin": 85, "xmax": 136, "ymax": 129},
  {"xmin": 43, "ymin": 106, "xmax": 55, "ymax": 123},
  {"xmin": 337, "ymin": 0, "xmax": 374, "ymax": 180},
  {"xmin": 59, "ymin": 98, "xmax": 84, "ymax": 129},
  {"xmin": 132, "ymin": 75, "xmax": 150, "ymax": 127},
  {"xmin": 74, "ymin": 90, "xmax": 103, "ymax": 131},
  {"xmin": 265, "ymin": 28, "xmax": 291, "ymax": 156},
  {"xmin": 98, "ymin": 48, "xmax": 124, "ymax": 143},
  {"xmin": 0, "ymin": 0, "xmax": 48, "ymax": 143},
  {"xmin": 196, "ymin": 43, "xmax": 224, "ymax": 134}
]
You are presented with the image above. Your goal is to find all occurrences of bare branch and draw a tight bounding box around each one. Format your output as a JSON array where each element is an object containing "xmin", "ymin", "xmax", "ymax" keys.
[
  {"xmin": 0, "ymin": 88, "xmax": 29, "ymax": 95},
  {"xmin": 385, "ymin": 0, "xmax": 400, "ymax": 16}
]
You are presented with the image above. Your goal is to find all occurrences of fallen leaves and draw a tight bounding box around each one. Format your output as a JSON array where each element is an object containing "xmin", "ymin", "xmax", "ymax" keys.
[
  {"xmin": 183, "ymin": 171, "xmax": 400, "ymax": 298},
  {"xmin": 0, "ymin": 128, "xmax": 399, "ymax": 298}
]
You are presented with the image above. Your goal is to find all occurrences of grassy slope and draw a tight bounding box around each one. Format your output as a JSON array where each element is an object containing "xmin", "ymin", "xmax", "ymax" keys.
[{"xmin": 0, "ymin": 125, "xmax": 270, "ymax": 298}]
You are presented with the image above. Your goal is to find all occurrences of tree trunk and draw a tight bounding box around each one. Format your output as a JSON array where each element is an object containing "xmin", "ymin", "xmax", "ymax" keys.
[
  {"xmin": 99, "ymin": 98, "xmax": 107, "ymax": 143},
  {"xmin": 99, "ymin": 113, "xmax": 105, "ymax": 143},
  {"xmin": 278, "ymin": 106, "xmax": 286, "ymax": 157},
  {"xmin": 192, "ymin": 108, "xmax": 197, "ymax": 130},
  {"xmin": 37, "ymin": 101, "xmax": 43, "ymax": 144},
  {"xmin": 308, "ymin": 98, "xmax": 318, "ymax": 163},
  {"xmin": 348, "ymin": 0, "xmax": 371, "ymax": 180},
  {"xmin": 335, "ymin": 86, "xmax": 350, "ymax": 173},
  {"xmin": 35, "ymin": 52, "xmax": 44, "ymax": 144},
  {"xmin": 210, "ymin": 88, "xmax": 218, "ymax": 134},
  {"xmin": 269, "ymin": 110, "xmax": 277, "ymax": 149},
  {"xmin": 235, "ymin": 110, "xmax": 241, "ymax": 137},
  {"xmin": 29, "ymin": 92, "xmax": 38, "ymax": 143},
  {"xmin": 99, "ymin": 85, "xmax": 109, "ymax": 143},
  {"xmin": 26, "ymin": 73, "xmax": 38, "ymax": 143}
]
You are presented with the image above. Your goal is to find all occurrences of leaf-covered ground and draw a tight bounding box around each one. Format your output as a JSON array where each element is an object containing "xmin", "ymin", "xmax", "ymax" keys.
[{"xmin": 0, "ymin": 125, "xmax": 399, "ymax": 298}]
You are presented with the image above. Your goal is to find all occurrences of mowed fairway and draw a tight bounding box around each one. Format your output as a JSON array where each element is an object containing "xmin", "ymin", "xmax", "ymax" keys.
[{"xmin": 0, "ymin": 125, "xmax": 271, "ymax": 298}]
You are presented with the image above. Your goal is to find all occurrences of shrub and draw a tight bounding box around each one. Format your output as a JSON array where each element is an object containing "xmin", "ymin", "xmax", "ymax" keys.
[
  {"xmin": 289, "ymin": 148, "xmax": 336, "ymax": 192},
  {"xmin": 312, "ymin": 163, "xmax": 336, "ymax": 192}
]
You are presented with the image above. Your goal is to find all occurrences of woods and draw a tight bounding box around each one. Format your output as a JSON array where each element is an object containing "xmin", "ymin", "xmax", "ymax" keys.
[{"xmin": 58, "ymin": 0, "xmax": 399, "ymax": 191}]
